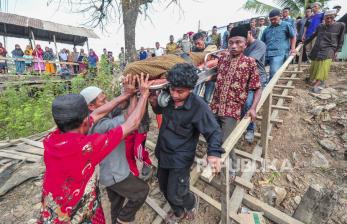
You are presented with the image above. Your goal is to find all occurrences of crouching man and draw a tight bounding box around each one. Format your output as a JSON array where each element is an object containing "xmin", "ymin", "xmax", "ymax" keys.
[
  {"xmin": 149, "ymin": 63, "xmax": 224, "ymax": 223},
  {"xmin": 80, "ymin": 75, "xmax": 150, "ymax": 224}
]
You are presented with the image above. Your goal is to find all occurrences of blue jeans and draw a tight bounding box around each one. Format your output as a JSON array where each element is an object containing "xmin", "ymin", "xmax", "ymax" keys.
[
  {"xmin": 194, "ymin": 81, "xmax": 215, "ymax": 104},
  {"xmin": 266, "ymin": 54, "xmax": 287, "ymax": 81},
  {"xmin": 241, "ymin": 90, "xmax": 256, "ymax": 131}
]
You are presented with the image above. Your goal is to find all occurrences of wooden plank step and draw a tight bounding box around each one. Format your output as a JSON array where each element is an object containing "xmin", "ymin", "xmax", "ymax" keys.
[
  {"xmin": 256, "ymin": 116, "xmax": 283, "ymax": 124},
  {"xmin": 243, "ymin": 194, "xmax": 304, "ymax": 224},
  {"xmin": 274, "ymin": 85, "xmax": 295, "ymax": 89},
  {"xmin": 145, "ymin": 197, "xmax": 167, "ymax": 220},
  {"xmin": 272, "ymin": 94, "xmax": 294, "ymax": 100},
  {"xmin": 14, "ymin": 146, "xmax": 44, "ymax": 156},
  {"xmin": 0, "ymin": 149, "xmax": 42, "ymax": 161},
  {"xmin": 152, "ymin": 203, "xmax": 170, "ymax": 224},
  {"xmin": 20, "ymin": 138, "xmax": 44, "ymax": 149},
  {"xmin": 0, "ymin": 151, "xmax": 39, "ymax": 162},
  {"xmin": 254, "ymin": 132, "xmax": 273, "ymax": 140},
  {"xmin": 271, "ymin": 105, "xmax": 290, "ymax": 111},
  {"xmin": 190, "ymin": 186, "xmax": 241, "ymax": 223},
  {"xmin": 234, "ymin": 149, "xmax": 263, "ymax": 163},
  {"xmin": 279, "ymin": 77, "xmax": 301, "ymax": 81},
  {"xmin": 283, "ymin": 70, "xmax": 304, "ymax": 74}
]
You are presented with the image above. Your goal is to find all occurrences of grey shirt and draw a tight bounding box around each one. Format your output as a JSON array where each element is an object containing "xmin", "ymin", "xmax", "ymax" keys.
[
  {"xmin": 244, "ymin": 39, "xmax": 267, "ymax": 87},
  {"xmin": 89, "ymin": 114, "xmax": 130, "ymax": 186}
]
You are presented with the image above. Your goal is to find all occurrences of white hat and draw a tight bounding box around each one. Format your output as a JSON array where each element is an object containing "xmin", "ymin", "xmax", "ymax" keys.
[
  {"xmin": 324, "ymin": 9, "xmax": 337, "ymax": 16},
  {"xmin": 80, "ymin": 86, "xmax": 103, "ymax": 104}
]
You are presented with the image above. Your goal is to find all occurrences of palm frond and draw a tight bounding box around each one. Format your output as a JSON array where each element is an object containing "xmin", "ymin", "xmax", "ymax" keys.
[{"xmin": 242, "ymin": 0, "xmax": 278, "ymax": 15}]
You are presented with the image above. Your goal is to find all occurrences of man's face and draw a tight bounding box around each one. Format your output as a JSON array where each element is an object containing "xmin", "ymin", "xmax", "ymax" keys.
[
  {"xmin": 183, "ymin": 34, "xmax": 188, "ymax": 40},
  {"xmin": 282, "ymin": 9, "xmax": 289, "ymax": 18},
  {"xmin": 88, "ymin": 92, "xmax": 108, "ymax": 111},
  {"xmin": 259, "ymin": 19, "xmax": 265, "ymax": 26},
  {"xmin": 103, "ymin": 49, "xmax": 107, "ymax": 54},
  {"xmin": 324, "ymin": 15, "xmax": 335, "ymax": 25},
  {"xmin": 141, "ymin": 47, "xmax": 144, "ymax": 51},
  {"xmin": 312, "ymin": 4, "xmax": 320, "ymax": 13},
  {"xmin": 305, "ymin": 9, "xmax": 312, "ymax": 17},
  {"xmin": 121, "ymin": 47, "xmax": 124, "ymax": 52},
  {"xmin": 170, "ymin": 36, "xmax": 174, "ymax": 42},
  {"xmin": 212, "ymin": 27, "xmax": 218, "ymax": 34},
  {"xmin": 45, "ymin": 47, "xmax": 49, "ymax": 51},
  {"xmin": 228, "ymin": 36, "xmax": 246, "ymax": 56},
  {"xmin": 169, "ymin": 87, "xmax": 191, "ymax": 104},
  {"xmin": 155, "ymin": 43, "xmax": 160, "ymax": 49},
  {"xmin": 250, "ymin": 19, "xmax": 256, "ymax": 28},
  {"xmin": 194, "ymin": 38, "xmax": 205, "ymax": 50},
  {"xmin": 269, "ymin": 16, "xmax": 281, "ymax": 25}
]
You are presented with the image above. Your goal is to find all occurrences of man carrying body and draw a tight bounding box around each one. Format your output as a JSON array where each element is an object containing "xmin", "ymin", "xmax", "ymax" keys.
[
  {"xmin": 262, "ymin": 9, "xmax": 296, "ymax": 81},
  {"xmin": 211, "ymin": 25, "xmax": 262, "ymax": 142},
  {"xmin": 80, "ymin": 76, "xmax": 150, "ymax": 224},
  {"xmin": 149, "ymin": 63, "xmax": 224, "ymax": 223},
  {"xmin": 243, "ymin": 24, "xmax": 267, "ymax": 143}
]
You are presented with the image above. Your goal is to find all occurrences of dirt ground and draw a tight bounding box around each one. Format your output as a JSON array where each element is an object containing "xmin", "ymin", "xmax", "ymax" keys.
[{"xmin": 0, "ymin": 63, "xmax": 346, "ymax": 224}]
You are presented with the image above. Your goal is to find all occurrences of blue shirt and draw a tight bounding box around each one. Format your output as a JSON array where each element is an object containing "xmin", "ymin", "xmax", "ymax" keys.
[
  {"xmin": 305, "ymin": 13, "xmax": 324, "ymax": 39},
  {"xmin": 139, "ymin": 51, "xmax": 147, "ymax": 60},
  {"xmin": 283, "ymin": 17, "xmax": 296, "ymax": 32},
  {"xmin": 261, "ymin": 21, "xmax": 295, "ymax": 57}
]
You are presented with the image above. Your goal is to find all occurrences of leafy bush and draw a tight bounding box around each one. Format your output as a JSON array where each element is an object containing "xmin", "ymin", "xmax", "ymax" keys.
[{"xmin": 0, "ymin": 64, "xmax": 121, "ymax": 140}]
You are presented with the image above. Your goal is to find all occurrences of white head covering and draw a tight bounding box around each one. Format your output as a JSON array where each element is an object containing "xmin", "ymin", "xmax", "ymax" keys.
[
  {"xmin": 80, "ymin": 86, "xmax": 103, "ymax": 104},
  {"xmin": 324, "ymin": 9, "xmax": 337, "ymax": 17}
]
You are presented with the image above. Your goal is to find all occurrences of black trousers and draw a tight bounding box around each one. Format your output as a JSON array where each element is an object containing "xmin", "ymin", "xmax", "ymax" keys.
[
  {"xmin": 106, "ymin": 173, "xmax": 149, "ymax": 223},
  {"xmin": 157, "ymin": 167, "xmax": 195, "ymax": 217}
]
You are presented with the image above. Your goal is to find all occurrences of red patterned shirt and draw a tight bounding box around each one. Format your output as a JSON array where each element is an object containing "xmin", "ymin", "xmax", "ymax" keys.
[
  {"xmin": 210, "ymin": 53, "xmax": 261, "ymax": 120},
  {"xmin": 38, "ymin": 122, "xmax": 123, "ymax": 224}
]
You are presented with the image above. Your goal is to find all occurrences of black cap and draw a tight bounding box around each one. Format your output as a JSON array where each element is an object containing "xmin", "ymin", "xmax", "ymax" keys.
[
  {"xmin": 269, "ymin": 9, "xmax": 281, "ymax": 18},
  {"xmin": 229, "ymin": 24, "xmax": 250, "ymax": 39},
  {"xmin": 52, "ymin": 94, "xmax": 89, "ymax": 124}
]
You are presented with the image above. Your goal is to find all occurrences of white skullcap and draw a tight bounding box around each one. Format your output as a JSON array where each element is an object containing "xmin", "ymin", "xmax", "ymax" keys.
[
  {"xmin": 80, "ymin": 86, "xmax": 103, "ymax": 104},
  {"xmin": 324, "ymin": 9, "xmax": 337, "ymax": 16}
]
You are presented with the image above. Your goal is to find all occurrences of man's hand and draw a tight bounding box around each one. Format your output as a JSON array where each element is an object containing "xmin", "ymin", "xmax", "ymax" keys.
[
  {"xmin": 290, "ymin": 48, "xmax": 297, "ymax": 56},
  {"xmin": 207, "ymin": 156, "xmax": 222, "ymax": 175},
  {"xmin": 123, "ymin": 74, "xmax": 137, "ymax": 96},
  {"xmin": 137, "ymin": 73, "xmax": 153, "ymax": 98},
  {"xmin": 245, "ymin": 108, "xmax": 257, "ymax": 122}
]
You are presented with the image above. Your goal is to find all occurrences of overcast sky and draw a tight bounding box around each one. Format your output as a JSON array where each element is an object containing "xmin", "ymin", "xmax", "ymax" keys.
[{"xmin": 1, "ymin": 0, "xmax": 346, "ymax": 56}]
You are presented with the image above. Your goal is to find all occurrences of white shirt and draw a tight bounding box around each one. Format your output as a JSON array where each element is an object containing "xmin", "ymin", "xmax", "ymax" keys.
[{"xmin": 154, "ymin": 48, "xmax": 164, "ymax": 56}]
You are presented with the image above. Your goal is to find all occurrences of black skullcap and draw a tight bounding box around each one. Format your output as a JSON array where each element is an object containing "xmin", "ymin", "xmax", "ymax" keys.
[
  {"xmin": 269, "ymin": 9, "xmax": 281, "ymax": 18},
  {"xmin": 52, "ymin": 94, "xmax": 89, "ymax": 127},
  {"xmin": 229, "ymin": 24, "xmax": 250, "ymax": 39}
]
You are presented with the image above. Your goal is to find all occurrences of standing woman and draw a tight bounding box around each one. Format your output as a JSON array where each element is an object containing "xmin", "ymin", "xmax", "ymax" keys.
[
  {"xmin": 88, "ymin": 49, "xmax": 98, "ymax": 77},
  {"xmin": 77, "ymin": 49, "xmax": 88, "ymax": 73},
  {"xmin": 306, "ymin": 9, "xmax": 345, "ymax": 93},
  {"xmin": 11, "ymin": 44, "xmax": 25, "ymax": 75},
  {"xmin": 32, "ymin": 44, "xmax": 45, "ymax": 73}
]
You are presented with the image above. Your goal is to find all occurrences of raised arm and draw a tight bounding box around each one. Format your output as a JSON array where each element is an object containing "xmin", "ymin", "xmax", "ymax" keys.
[
  {"xmin": 91, "ymin": 75, "xmax": 136, "ymax": 123},
  {"xmin": 121, "ymin": 74, "xmax": 154, "ymax": 137}
]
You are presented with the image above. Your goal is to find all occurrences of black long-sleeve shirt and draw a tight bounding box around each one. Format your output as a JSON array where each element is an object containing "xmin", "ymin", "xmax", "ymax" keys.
[
  {"xmin": 305, "ymin": 22, "xmax": 345, "ymax": 60},
  {"xmin": 153, "ymin": 93, "xmax": 224, "ymax": 169}
]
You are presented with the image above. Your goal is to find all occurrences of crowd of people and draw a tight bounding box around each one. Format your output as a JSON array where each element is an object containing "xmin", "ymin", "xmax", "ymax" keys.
[
  {"xmin": 36, "ymin": 2, "xmax": 346, "ymax": 224},
  {"xmin": 0, "ymin": 43, "xmax": 118, "ymax": 77}
]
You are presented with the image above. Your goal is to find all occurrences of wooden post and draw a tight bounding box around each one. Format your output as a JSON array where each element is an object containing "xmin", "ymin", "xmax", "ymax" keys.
[
  {"xmin": 261, "ymin": 93, "xmax": 272, "ymax": 159},
  {"xmin": 298, "ymin": 45, "xmax": 303, "ymax": 71},
  {"xmin": 53, "ymin": 34, "xmax": 60, "ymax": 72},
  {"xmin": 3, "ymin": 24, "xmax": 6, "ymax": 49},
  {"xmin": 86, "ymin": 38, "xmax": 90, "ymax": 52},
  {"xmin": 220, "ymin": 158, "xmax": 230, "ymax": 224},
  {"xmin": 31, "ymin": 30, "xmax": 41, "ymax": 74}
]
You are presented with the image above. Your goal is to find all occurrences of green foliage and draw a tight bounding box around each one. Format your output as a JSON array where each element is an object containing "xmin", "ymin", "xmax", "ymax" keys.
[
  {"xmin": 0, "ymin": 63, "xmax": 121, "ymax": 140},
  {"xmin": 242, "ymin": 0, "xmax": 331, "ymax": 17}
]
